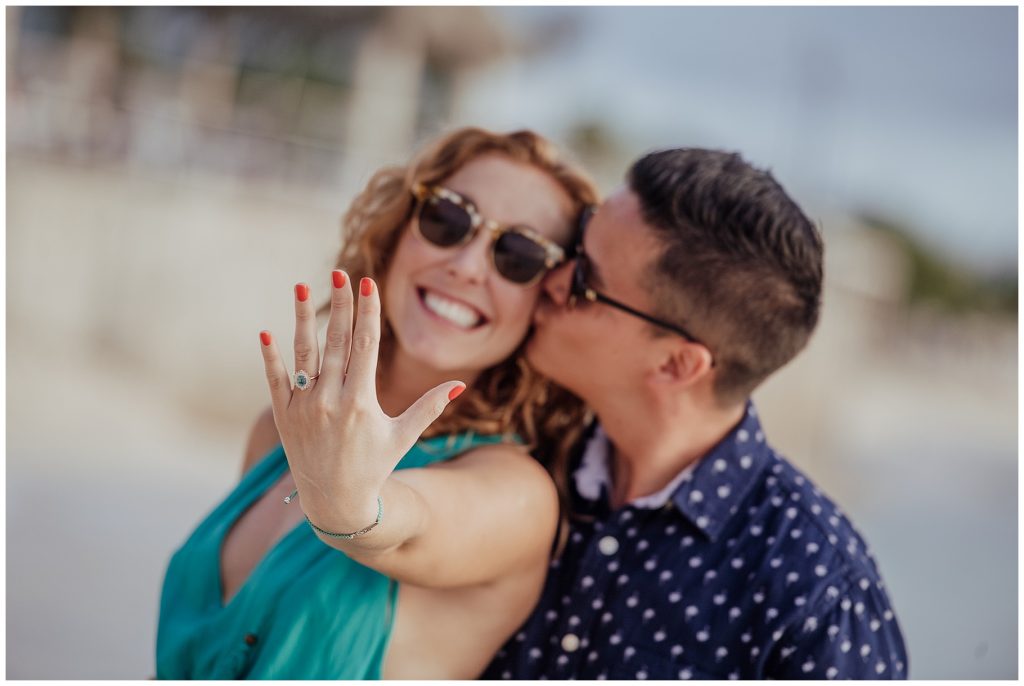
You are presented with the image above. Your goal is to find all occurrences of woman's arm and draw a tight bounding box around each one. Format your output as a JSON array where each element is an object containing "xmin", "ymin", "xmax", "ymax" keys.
[
  {"xmin": 257, "ymin": 272, "xmax": 557, "ymax": 589},
  {"xmin": 328, "ymin": 444, "xmax": 559, "ymax": 588}
]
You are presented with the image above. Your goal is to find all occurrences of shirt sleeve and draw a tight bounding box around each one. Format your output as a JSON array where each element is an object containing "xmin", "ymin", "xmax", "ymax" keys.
[{"xmin": 764, "ymin": 579, "xmax": 909, "ymax": 680}]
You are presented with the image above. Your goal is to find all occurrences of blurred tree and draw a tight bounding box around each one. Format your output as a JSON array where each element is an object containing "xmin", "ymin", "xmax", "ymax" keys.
[
  {"xmin": 565, "ymin": 119, "xmax": 629, "ymax": 190},
  {"xmin": 857, "ymin": 212, "xmax": 1017, "ymax": 317}
]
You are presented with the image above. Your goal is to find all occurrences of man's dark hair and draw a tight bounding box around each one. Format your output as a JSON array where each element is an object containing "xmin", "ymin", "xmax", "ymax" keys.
[{"xmin": 628, "ymin": 148, "xmax": 824, "ymax": 403}]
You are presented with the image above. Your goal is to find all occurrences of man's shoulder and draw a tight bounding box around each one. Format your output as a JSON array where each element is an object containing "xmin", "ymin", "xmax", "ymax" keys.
[
  {"xmin": 725, "ymin": 450, "xmax": 889, "ymax": 606},
  {"xmin": 760, "ymin": 453, "xmax": 879, "ymax": 565},
  {"xmin": 637, "ymin": 440, "xmax": 886, "ymax": 602}
]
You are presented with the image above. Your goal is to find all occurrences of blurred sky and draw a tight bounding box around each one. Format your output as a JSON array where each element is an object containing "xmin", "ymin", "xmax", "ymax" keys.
[{"xmin": 463, "ymin": 6, "xmax": 1017, "ymax": 275}]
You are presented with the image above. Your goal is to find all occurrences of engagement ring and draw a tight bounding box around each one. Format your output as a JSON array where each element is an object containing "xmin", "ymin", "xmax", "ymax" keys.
[{"xmin": 294, "ymin": 369, "xmax": 319, "ymax": 390}]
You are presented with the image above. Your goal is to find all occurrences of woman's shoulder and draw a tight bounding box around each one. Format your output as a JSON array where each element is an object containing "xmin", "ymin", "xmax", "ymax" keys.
[
  {"xmin": 240, "ymin": 406, "xmax": 281, "ymax": 476},
  {"xmin": 440, "ymin": 439, "xmax": 555, "ymax": 492}
]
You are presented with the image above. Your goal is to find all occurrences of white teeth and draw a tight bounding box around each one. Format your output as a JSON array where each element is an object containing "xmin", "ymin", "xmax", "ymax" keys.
[{"xmin": 422, "ymin": 290, "xmax": 481, "ymax": 329}]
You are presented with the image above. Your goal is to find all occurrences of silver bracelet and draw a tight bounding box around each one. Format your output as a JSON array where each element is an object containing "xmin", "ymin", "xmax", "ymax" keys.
[{"xmin": 304, "ymin": 496, "xmax": 384, "ymax": 539}]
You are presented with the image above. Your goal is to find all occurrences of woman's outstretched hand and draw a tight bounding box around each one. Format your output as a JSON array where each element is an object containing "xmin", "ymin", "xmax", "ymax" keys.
[{"xmin": 257, "ymin": 271, "xmax": 465, "ymax": 536}]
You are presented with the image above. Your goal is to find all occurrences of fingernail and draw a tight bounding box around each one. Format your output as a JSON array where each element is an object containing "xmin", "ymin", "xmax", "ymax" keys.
[
  {"xmin": 295, "ymin": 283, "xmax": 309, "ymax": 302},
  {"xmin": 448, "ymin": 384, "xmax": 466, "ymax": 401},
  {"xmin": 360, "ymin": 277, "xmax": 373, "ymax": 297},
  {"xmin": 332, "ymin": 270, "xmax": 346, "ymax": 289},
  {"xmin": 260, "ymin": 331, "xmax": 272, "ymax": 346}
]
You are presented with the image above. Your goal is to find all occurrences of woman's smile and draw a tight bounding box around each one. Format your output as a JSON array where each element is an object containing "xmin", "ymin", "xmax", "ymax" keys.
[{"xmin": 416, "ymin": 286, "xmax": 488, "ymax": 330}]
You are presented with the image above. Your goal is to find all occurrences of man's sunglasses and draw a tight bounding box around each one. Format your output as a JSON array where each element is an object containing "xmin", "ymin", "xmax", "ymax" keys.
[
  {"xmin": 569, "ymin": 206, "xmax": 714, "ymax": 363},
  {"xmin": 411, "ymin": 183, "xmax": 566, "ymax": 286}
]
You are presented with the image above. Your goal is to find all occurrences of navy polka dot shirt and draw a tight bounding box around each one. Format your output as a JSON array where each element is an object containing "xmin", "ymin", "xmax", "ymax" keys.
[{"xmin": 483, "ymin": 403, "xmax": 908, "ymax": 679}]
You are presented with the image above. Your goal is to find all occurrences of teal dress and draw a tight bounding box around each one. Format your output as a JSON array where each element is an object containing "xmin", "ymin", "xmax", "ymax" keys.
[{"xmin": 156, "ymin": 432, "xmax": 507, "ymax": 679}]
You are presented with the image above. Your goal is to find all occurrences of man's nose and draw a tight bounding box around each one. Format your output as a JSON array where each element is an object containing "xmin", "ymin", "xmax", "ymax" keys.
[{"xmin": 542, "ymin": 259, "xmax": 574, "ymax": 305}]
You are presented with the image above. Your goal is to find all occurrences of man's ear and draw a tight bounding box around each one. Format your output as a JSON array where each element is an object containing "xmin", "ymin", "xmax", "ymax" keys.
[{"xmin": 649, "ymin": 340, "xmax": 714, "ymax": 390}]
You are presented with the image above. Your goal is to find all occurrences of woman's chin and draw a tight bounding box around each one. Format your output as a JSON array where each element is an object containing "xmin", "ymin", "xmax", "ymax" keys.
[
  {"xmin": 398, "ymin": 342, "xmax": 503, "ymax": 378},
  {"xmin": 425, "ymin": 353, "xmax": 492, "ymax": 376}
]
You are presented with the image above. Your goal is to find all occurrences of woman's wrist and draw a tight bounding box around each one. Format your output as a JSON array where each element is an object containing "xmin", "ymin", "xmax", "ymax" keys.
[{"xmin": 303, "ymin": 491, "xmax": 383, "ymax": 538}]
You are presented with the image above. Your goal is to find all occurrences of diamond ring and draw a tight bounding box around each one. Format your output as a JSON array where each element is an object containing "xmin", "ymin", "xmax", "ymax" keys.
[{"xmin": 293, "ymin": 369, "xmax": 319, "ymax": 391}]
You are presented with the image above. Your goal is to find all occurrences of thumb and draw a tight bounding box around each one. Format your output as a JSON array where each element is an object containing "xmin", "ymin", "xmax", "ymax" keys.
[{"xmin": 398, "ymin": 381, "xmax": 467, "ymax": 443}]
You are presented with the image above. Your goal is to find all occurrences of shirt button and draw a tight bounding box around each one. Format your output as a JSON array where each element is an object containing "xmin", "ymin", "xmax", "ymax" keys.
[
  {"xmin": 243, "ymin": 634, "xmax": 258, "ymax": 646},
  {"xmin": 561, "ymin": 633, "xmax": 581, "ymax": 652},
  {"xmin": 598, "ymin": 536, "xmax": 619, "ymax": 556}
]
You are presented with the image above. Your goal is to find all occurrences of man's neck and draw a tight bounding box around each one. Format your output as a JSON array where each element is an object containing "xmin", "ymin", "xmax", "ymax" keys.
[{"xmin": 598, "ymin": 399, "xmax": 747, "ymax": 509}]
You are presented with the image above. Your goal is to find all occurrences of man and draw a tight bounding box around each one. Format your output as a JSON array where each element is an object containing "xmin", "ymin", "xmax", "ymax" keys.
[{"xmin": 482, "ymin": 149, "xmax": 908, "ymax": 679}]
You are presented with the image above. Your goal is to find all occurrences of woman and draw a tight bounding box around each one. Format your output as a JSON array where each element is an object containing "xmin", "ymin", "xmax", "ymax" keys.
[{"xmin": 156, "ymin": 127, "xmax": 599, "ymax": 679}]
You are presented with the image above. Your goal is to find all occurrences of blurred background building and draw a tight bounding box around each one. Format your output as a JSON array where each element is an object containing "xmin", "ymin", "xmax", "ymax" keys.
[{"xmin": 6, "ymin": 6, "xmax": 1017, "ymax": 679}]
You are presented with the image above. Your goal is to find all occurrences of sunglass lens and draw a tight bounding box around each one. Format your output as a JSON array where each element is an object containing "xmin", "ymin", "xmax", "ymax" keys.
[
  {"xmin": 576, "ymin": 206, "xmax": 595, "ymax": 239},
  {"xmin": 569, "ymin": 255, "xmax": 587, "ymax": 299},
  {"xmin": 418, "ymin": 197, "xmax": 472, "ymax": 247},
  {"xmin": 493, "ymin": 230, "xmax": 548, "ymax": 284}
]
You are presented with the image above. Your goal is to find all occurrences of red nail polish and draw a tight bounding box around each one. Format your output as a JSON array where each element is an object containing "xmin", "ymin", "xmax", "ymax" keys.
[
  {"xmin": 332, "ymin": 271, "xmax": 346, "ymax": 289},
  {"xmin": 260, "ymin": 331, "xmax": 272, "ymax": 346},
  {"xmin": 295, "ymin": 283, "xmax": 309, "ymax": 302},
  {"xmin": 360, "ymin": 277, "xmax": 373, "ymax": 297},
  {"xmin": 448, "ymin": 384, "xmax": 466, "ymax": 401}
]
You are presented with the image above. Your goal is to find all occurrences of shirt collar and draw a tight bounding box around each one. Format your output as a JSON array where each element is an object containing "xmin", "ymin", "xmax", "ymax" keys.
[
  {"xmin": 572, "ymin": 401, "xmax": 773, "ymax": 542},
  {"xmin": 573, "ymin": 425, "xmax": 697, "ymax": 507}
]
